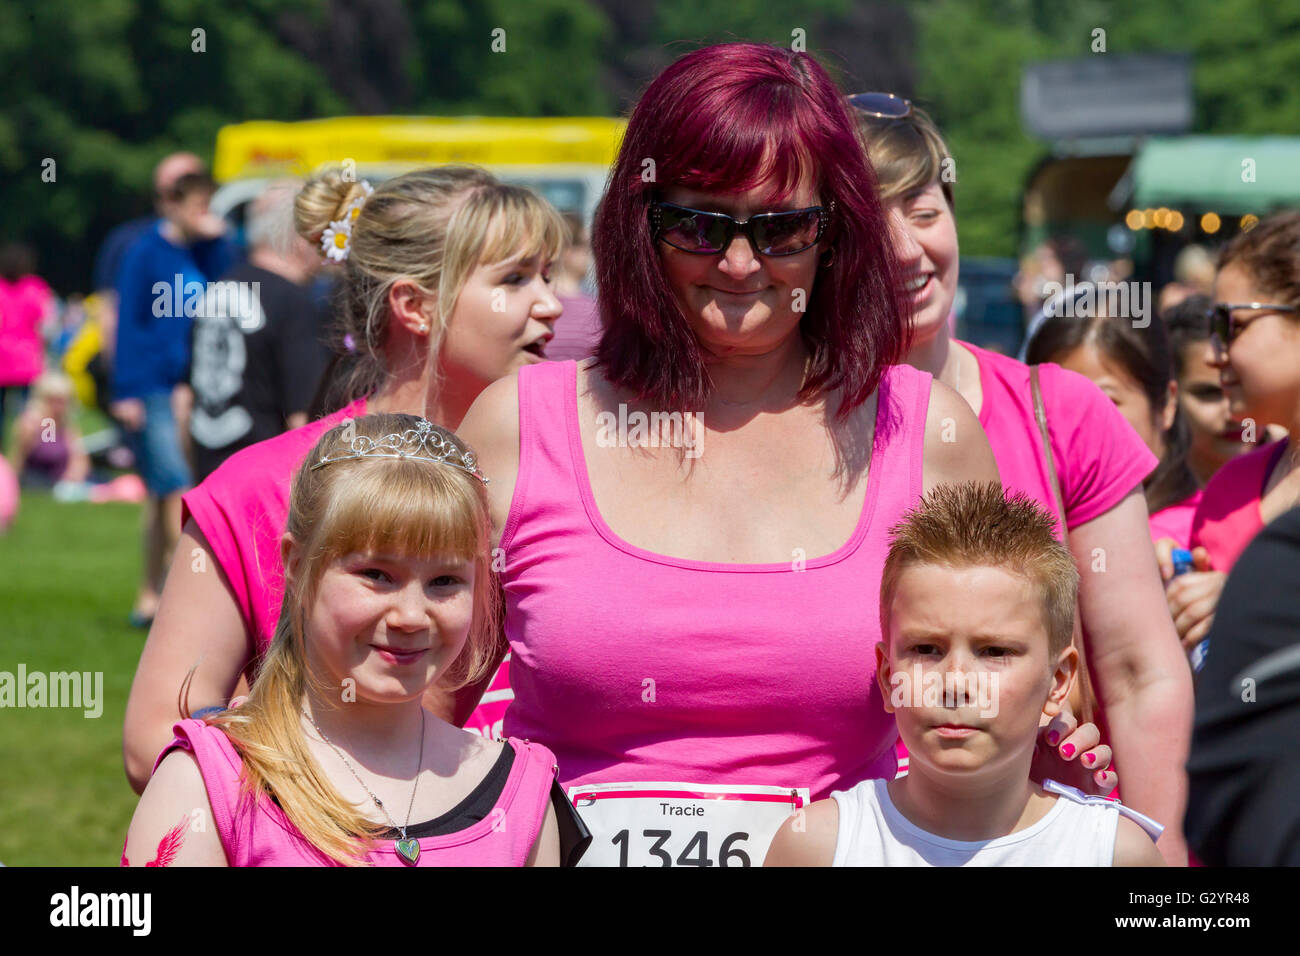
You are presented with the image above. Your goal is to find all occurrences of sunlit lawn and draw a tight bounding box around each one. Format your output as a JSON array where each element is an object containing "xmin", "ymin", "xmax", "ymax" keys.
[{"xmin": 0, "ymin": 491, "xmax": 146, "ymax": 866}]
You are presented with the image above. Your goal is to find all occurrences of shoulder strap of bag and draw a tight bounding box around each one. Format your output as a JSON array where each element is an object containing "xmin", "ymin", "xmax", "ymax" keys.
[{"xmin": 1030, "ymin": 365, "xmax": 1098, "ymax": 726}]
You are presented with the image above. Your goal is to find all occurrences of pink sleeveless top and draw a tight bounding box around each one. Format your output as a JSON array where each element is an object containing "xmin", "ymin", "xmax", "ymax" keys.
[
  {"xmin": 500, "ymin": 360, "xmax": 931, "ymax": 801},
  {"xmin": 156, "ymin": 719, "xmax": 555, "ymax": 866}
]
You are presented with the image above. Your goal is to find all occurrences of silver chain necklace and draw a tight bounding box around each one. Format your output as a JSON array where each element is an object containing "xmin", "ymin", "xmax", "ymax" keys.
[{"xmin": 303, "ymin": 708, "xmax": 426, "ymax": 866}]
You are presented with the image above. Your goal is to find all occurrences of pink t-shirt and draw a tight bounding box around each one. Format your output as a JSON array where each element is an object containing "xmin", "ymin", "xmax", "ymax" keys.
[
  {"xmin": 183, "ymin": 398, "xmax": 368, "ymax": 650},
  {"xmin": 500, "ymin": 360, "xmax": 931, "ymax": 800},
  {"xmin": 1149, "ymin": 489, "xmax": 1203, "ymax": 551},
  {"xmin": 149, "ymin": 719, "xmax": 555, "ymax": 866},
  {"xmin": 1190, "ymin": 439, "xmax": 1288, "ymax": 573},
  {"xmin": 964, "ymin": 341, "xmax": 1158, "ymax": 533},
  {"xmin": 0, "ymin": 275, "xmax": 52, "ymax": 387}
]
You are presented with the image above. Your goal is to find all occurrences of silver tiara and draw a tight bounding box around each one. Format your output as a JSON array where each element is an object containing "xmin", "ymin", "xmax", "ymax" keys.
[{"xmin": 312, "ymin": 418, "xmax": 488, "ymax": 483}]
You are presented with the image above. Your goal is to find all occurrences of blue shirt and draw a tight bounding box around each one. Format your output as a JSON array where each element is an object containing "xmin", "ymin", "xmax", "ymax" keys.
[{"xmin": 112, "ymin": 223, "xmax": 233, "ymax": 399}]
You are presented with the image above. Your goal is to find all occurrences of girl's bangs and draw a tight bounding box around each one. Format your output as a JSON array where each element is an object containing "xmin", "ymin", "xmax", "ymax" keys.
[
  {"xmin": 315, "ymin": 458, "xmax": 485, "ymax": 565},
  {"xmin": 478, "ymin": 191, "xmax": 569, "ymax": 266}
]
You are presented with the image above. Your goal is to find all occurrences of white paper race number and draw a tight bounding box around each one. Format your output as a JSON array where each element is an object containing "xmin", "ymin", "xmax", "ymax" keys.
[{"xmin": 568, "ymin": 782, "xmax": 810, "ymax": 867}]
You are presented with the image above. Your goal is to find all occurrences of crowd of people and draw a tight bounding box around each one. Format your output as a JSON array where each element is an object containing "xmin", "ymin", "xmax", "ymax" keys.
[{"xmin": 5, "ymin": 40, "xmax": 1297, "ymax": 867}]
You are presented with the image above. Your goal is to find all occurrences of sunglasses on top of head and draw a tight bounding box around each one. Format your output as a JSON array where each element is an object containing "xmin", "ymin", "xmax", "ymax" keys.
[
  {"xmin": 1208, "ymin": 301, "xmax": 1300, "ymax": 345},
  {"xmin": 649, "ymin": 200, "xmax": 834, "ymax": 257},
  {"xmin": 846, "ymin": 91, "xmax": 913, "ymax": 122}
]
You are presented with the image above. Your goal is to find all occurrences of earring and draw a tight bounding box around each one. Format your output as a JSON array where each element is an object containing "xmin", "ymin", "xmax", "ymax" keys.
[
  {"xmin": 820, "ymin": 248, "xmax": 835, "ymax": 267},
  {"xmin": 418, "ymin": 323, "xmax": 428, "ymax": 334}
]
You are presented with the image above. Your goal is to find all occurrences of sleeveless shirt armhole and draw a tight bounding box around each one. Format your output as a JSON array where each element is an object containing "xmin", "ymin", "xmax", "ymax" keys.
[
  {"xmin": 910, "ymin": 368, "xmax": 933, "ymax": 502},
  {"xmin": 829, "ymin": 787, "xmax": 859, "ymax": 867},
  {"xmin": 157, "ymin": 719, "xmax": 241, "ymax": 864},
  {"xmin": 498, "ymin": 363, "xmax": 543, "ymax": 554}
]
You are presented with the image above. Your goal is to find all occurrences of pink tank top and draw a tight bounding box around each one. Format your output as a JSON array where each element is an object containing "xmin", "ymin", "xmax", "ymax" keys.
[
  {"xmin": 155, "ymin": 719, "xmax": 555, "ymax": 866},
  {"xmin": 500, "ymin": 360, "xmax": 931, "ymax": 800}
]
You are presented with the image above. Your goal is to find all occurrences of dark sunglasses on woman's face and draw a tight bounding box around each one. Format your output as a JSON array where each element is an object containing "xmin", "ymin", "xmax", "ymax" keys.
[
  {"xmin": 649, "ymin": 200, "xmax": 833, "ymax": 257},
  {"xmin": 1208, "ymin": 301, "xmax": 1300, "ymax": 345}
]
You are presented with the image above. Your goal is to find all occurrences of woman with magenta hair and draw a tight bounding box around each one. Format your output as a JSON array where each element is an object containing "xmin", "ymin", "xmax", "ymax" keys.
[
  {"xmin": 457, "ymin": 42, "xmax": 1110, "ymax": 867},
  {"xmin": 853, "ymin": 95, "xmax": 1192, "ymax": 863}
]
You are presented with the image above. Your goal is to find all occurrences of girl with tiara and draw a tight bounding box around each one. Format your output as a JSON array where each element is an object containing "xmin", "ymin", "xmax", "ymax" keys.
[
  {"xmin": 123, "ymin": 413, "xmax": 562, "ymax": 866},
  {"xmin": 124, "ymin": 168, "xmax": 568, "ymax": 791}
]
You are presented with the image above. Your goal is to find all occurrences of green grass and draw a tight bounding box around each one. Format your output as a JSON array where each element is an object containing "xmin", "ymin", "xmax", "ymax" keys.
[{"xmin": 0, "ymin": 491, "xmax": 146, "ymax": 866}]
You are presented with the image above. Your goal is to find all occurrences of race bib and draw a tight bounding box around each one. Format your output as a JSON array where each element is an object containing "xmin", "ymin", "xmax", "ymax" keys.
[{"xmin": 568, "ymin": 781, "xmax": 809, "ymax": 867}]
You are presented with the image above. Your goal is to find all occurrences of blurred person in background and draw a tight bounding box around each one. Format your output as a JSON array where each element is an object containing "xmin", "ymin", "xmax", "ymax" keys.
[
  {"xmin": 93, "ymin": 153, "xmax": 206, "ymax": 319},
  {"xmin": 1024, "ymin": 313, "xmax": 1201, "ymax": 550},
  {"xmin": 11, "ymin": 371, "xmax": 90, "ymax": 488},
  {"xmin": 111, "ymin": 158, "xmax": 234, "ymax": 628},
  {"xmin": 1158, "ymin": 244, "xmax": 1218, "ymax": 317},
  {"xmin": 0, "ymin": 243, "xmax": 56, "ymax": 447},
  {"xmin": 1156, "ymin": 211, "xmax": 1300, "ymax": 660},
  {"xmin": 543, "ymin": 209, "xmax": 601, "ymax": 362},
  {"xmin": 186, "ymin": 180, "xmax": 330, "ymax": 482},
  {"xmin": 1162, "ymin": 294, "xmax": 1266, "ymax": 489}
]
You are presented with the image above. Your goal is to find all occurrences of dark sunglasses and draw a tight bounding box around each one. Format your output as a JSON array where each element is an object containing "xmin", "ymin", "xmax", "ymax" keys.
[
  {"xmin": 649, "ymin": 200, "xmax": 833, "ymax": 257},
  {"xmin": 1208, "ymin": 302, "xmax": 1300, "ymax": 345},
  {"xmin": 846, "ymin": 91, "xmax": 913, "ymax": 121}
]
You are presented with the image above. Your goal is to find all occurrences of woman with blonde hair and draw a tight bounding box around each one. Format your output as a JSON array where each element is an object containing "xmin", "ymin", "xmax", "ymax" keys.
[
  {"xmin": 124, "ymin": 413, "xmax": 561, "ymax": 866},
  {"xmin": 123, "ymin": 166, "xmax": 567, "ymax": 793}
]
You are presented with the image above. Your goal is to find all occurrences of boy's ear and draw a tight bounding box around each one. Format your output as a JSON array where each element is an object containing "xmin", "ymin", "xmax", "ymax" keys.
[
  {"xmin": 876, "ymin": 641, "xmax": 896, "ymax": 715},
  {"xmin": 1042, "ymin": 643, "xmax": 1079, "ymax": 718}
]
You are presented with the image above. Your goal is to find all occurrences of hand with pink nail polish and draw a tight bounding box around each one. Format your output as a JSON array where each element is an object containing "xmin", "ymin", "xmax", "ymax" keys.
[{"xmin": 1032, "ymin": 701, "xmax": 1116, "ymax": 795}]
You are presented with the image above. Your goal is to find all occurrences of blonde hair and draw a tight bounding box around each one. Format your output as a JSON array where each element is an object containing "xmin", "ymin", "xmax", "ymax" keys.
[
  {"xmin": 879, "ymin": 482, "xmax": 1078, "ymax": 658},
  {"xmin": 295, "ymin": 166, "xmax": 569, "ymax": 409},
  {"xmin": 854, "ymin": 103, "xmax": 954, "ymax": 208},
  {"xmin": 208, "ymin": 412, "xmax": 500, "ymax": 865}
]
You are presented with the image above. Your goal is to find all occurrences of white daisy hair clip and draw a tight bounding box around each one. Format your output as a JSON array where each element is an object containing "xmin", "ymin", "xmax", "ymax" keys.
[{"xmin": 319, "ymin": 180, "xmax": 374, "ymax": 263}]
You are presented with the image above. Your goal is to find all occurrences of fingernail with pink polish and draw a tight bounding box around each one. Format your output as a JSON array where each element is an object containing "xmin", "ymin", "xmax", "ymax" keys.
[
  {"xmin": 1061, "ymin": 743, "xmax": 1076, "ymax": 758},
  {"xmin": 1083, "ymin": 752, "xmax": 1095, "ymax": 766},
  {"xmin": 1046, "ymin": 730, "xmax": 1060, "ymax": 746}
]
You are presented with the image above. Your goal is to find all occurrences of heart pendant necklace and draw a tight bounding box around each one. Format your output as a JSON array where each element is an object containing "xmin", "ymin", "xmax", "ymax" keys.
[{"xmin": 305, "ymin": 707, "xmax": 426, "ymax": 866}]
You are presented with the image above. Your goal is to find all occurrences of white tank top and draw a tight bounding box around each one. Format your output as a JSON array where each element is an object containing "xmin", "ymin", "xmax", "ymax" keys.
[{"xmin": 831, "ymin": 778, "xmax": 1118, "ymax": 866}]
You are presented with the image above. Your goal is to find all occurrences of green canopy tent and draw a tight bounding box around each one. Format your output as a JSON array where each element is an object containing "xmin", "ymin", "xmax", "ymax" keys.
[{"xmin": 1126, "ymin": 136, "xmax": 1300, "ymax": 214}]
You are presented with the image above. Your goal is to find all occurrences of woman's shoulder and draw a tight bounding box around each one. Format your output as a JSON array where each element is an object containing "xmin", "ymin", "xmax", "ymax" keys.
[
  {"xmin": 189, "ymin": 399, "xmax": 365, "ymax": 506},
  {"xmin": 1201, "ymin": 440, "xmax": 1284, "ymax": 506}
]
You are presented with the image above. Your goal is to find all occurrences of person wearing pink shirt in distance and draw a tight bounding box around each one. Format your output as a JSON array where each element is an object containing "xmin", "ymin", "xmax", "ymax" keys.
[
  {"xmin": 124, "ymin": 413, "xmax": 561, "ymax": 866},
  {"xmin": 852, "ymin": 94, "xmax": 1191, "ymax": 864},
  {"xmin": 122, "ymin": 166, "xmax": 567, "ymax": 793},
  {"xmin": 1154, "ymin": 211, "xmax": 1300, "ymax": 658},
  {"xmin": 1023, "ymin": 310, "xmax": 1202, "ymax": 550}
]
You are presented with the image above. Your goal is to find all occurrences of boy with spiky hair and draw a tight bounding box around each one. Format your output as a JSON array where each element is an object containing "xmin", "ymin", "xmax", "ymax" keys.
[{"xmin": 766, "ymin": 482, "xmax": 1163, "ymax": 866}]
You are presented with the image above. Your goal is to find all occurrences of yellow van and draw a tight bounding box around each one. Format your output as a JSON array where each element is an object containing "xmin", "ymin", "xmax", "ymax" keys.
[{"xmin": 211, "ymin": 115, "xmax": 627, "ymax": 228}]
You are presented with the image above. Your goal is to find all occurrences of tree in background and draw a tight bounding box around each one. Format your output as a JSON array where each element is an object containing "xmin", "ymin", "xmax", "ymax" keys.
[{"xmin": 4, "ymin": 0, "xmax": 1298, "ymax": 292}]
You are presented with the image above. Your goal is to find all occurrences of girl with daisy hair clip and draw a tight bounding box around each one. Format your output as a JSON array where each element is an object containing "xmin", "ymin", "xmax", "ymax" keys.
[
  {"xmin": 125, "ymin": 412, "xmax": 572, "ymax": 866},
  {"xmin": 124, "ymin": 166, "xmax": 570, "ymax": 793}
]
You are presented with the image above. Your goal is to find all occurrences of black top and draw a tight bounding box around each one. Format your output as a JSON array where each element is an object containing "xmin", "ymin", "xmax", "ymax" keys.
[
  {"xmin": 1185, "ymin": 504, "xmax": 1300, "ymax": 865},
  {"xmin": 379, "ymin": 743, "xmax": 516, "ymax": 839},
  {"xmin": 187, "ymin": 262, "xmax": 330, "ymax": 481}
]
